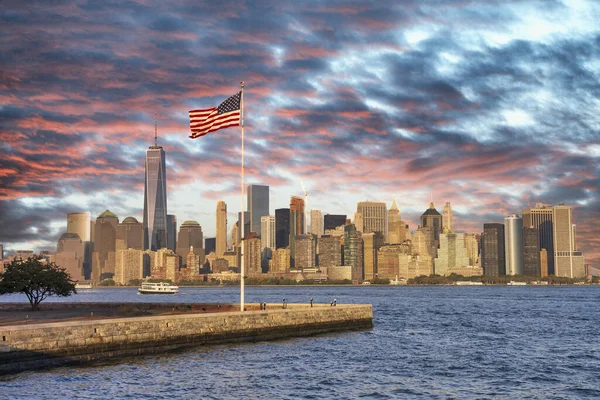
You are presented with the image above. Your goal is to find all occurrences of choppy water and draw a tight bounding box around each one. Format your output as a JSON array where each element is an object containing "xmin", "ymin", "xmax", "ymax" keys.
[{"xmin": 1, "ymin": 286, "xmax": 599, "ymax": 399}]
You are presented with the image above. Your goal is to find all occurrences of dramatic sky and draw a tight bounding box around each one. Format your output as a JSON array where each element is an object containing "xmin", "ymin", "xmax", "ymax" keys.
[{"xmin": 1, "ymin": 0, "xmax": 599, "ymax": 266}]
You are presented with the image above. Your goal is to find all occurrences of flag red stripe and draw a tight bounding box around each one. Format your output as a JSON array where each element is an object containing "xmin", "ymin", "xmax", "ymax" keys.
[
  {"xmin": 190, "ymin": 116, "xmax": 240, "ymax": 136},
  {"xmin": 189, "ymin": 107, "xmax": 217, "ymax": 118},
  {"xmin": 189, "ymin": 121, "xmax": 240, "ymax": 138},
  {"xmin": 190, "ymin": 111, "xmax": 240, "ymax": 131}
]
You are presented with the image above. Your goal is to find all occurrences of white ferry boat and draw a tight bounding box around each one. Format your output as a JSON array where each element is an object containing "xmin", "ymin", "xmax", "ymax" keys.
[
  {"xmin": 75, "ymin": 283, "xmax": 93, "ymax": 289},
  {"xmin": 138, "ymin": 282, "xmax": 179, "ymax": 294},
  {"xmin": 507, "ymin": 281, "xmax": 527, "ymax": 286},
  {"xmin": 455, "ymin": 281, "xmax": 484, "ymax": 286}
]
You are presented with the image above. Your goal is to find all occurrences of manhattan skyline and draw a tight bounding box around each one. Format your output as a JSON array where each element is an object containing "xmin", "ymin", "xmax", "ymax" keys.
[{"xmin": 0, "ymin": 1, "xmax": 598, "ymax": 267}]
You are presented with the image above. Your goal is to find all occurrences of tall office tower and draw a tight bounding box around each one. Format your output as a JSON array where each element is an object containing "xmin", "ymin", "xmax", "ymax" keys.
[
  {"xmin": 357, "ymin": 201, "xmax": 387, "ymax": 235},
  {"xmin": 204, "ymin": 238, "xmax": 216, "ymax": 254},
  {"xmin": 275, "ymin": 208, "xmax": 290, "ymax": 249},
  {"xmin": 323, "ymin": 214, "xmax": 347, "ymax": 231},
  {"xmin": 216, "ymin": 201, "xmax": 227, "ymax": 257},
  {"xmin": 482, "ymin": 223, "xmax": 505, "ymax": 276},
  {"xmin": 114, "ymin": 249, "xmax": 144, "ymax": 285},
  {"xmin": 540, "ymin": 249, "xmax": 549, "ymax": 277},
  {"xmin": 523, "ymin": 227, "xmax": 541, "ymax": 276},
  {"xmin": 261, "ymin": 215, "xmax": 276, "ymax": 250},
  {"xmin": 176, "ymin": 221, "xmax": 203, "ymax": 269},
  {"xmin": 237, "ymin": 212, "xmax": 251, "ymax": 241},
  {"xmin": 67, "ymin": 212, "xmax": 92, "ymax": 279},
  {"xmin": 295, "ymin": 234, "xmax": 316, "ymax": 269},
  {"xmin": 344, "ymin": 224, "xmax": 363, "ymax": 282},
  {"xmin": 464, "ymin": 233, "xmax": 480, "ymax": 266},
  {"xmin": 363, "ymin": 232, "xmax": 384, "ymax": 281},
  {"xmin": 270, "ymin": 248, "xmax": 291, "ymax": 272},
  {"xmin": 522, "ymin": 203, "xmax": 554, "ymax": 274},
  {"xmin": 420, "ymin": 202, "xmax": 443, "ymax": 247},
  {"xmin": 553, "ymin": 204, "xmax": 585, "ymax": 278},
  {"xmin": 353, "ymin": 212, "xmax": 363, "ymax": 232},
  {"xmin": 55, "ymin": 233, "xmax": 85, "ymax": 282},
  {"xmin": 387, "ymin": 198, "xmax": 401, "ymax": 243},
  {"xmin": 318, "ymin": 236, "xmax": 342, "ymax": 267},
  {"xmin": 93, "ymin": 210, "xmax": 119, "ymax": 280},
  {"xmin": 143, "ymin": 130, "xmax": 167, "ymax": 251},
  {"xmin": 167, "ymin": 214, "xmax": 177, "ymax": 252},
  {"xmin": 434, "ymin": 233, "xmax": 472, "ymax": 276},
  {"xmin": 442, "ymin": 202, "xmax": 453, "ymax": 233},
  {"xmin": 310, "ymin": 209, "xmax": 323, "ymax": 237},
  {"xmin": 244, "ymin": 232, "xmax": 262, "ymax": 275},
  {"xmin": 248, "ymin": 184, "xmax": 269, "ymax": 237},
  {"xmin": 116, "ymin": 217, "xmax": 144, "ymax": 251},
  {"xmin": 230, "ymin": 222, "xmax": 239, "ymax": 249},
  {"xmin": 289, "ymin": 196, "xmax": 305, "ymax": 268},
  {"xmin": 504, "ymin": 214, "xmax": 524, "ymax": 275}
]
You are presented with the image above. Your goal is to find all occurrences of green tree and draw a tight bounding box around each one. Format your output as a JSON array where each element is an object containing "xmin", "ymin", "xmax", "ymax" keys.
[{"xmin": 0, "ymin": 256, "xmax": 77, "ymax": 310}]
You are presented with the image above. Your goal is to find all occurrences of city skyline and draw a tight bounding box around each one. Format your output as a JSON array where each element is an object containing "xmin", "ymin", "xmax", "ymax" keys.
[{"xmin": 0, "ymin": 1, "xmax": 598, "ymax": 267}]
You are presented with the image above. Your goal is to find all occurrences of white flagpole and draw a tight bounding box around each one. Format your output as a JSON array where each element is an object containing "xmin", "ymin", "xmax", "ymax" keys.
[{"xmin": 240, "ymin": 81, "xmax": 245, "ymax": 312}]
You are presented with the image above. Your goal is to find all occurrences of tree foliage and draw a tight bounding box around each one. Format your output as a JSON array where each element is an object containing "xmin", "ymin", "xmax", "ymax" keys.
[{"xmin": 0, "ymin": 256, "xmax": 77, "ymax": 310}]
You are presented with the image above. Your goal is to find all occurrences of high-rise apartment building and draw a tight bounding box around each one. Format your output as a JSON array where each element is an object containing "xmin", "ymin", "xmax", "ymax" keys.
[
  {"xmin": 357, "ymin": 201, "xmax": 386, "ymax": 235},
  {"xmin": 377, "ymin": 245, "xmax": 408, "ymax": 279},
  {"xmin": 522, "ymin": 203, "xmax": 554, "ymax": 274},
  {"xmin": 420, "ymin": 202, "xmax": 442, "ymax": 247},
  {"xmin": 553, "ymin": 204, "xmax": 585, "ymax": 278},
  {"xmin": 363, "ymin": 232, "xmax": 384, "ymax": 281},
  {"xmin": 92, "ymin": 210, "xmax": 119, "ymax": 280},
  {"xmin": 504, "ymin": 214, "xmax": 524, "ymax": 275},
  {"xmin": 261, "ymin": 215, "xmax": 276, "ymax": 250},
  {"xmin": 114, "ymin": 249, "xmax": 144, "ymax": 285},
  {"xmin": 523, "ymin": 227, "xmax": 541, "ymax": 276},
  {"xmin": 248, "ymin": 185, "xmax": 269, "ymax": 236},
  {"xmin": 323, "ymin": 214, "xmax": 347, "ymax": 231},
  {"xmin": 434, "ymin": 233, "xmax": 471, "ymax": 276},
  {"xmin": 176, "ymin": 221, "xmax": 203, "ymax": 268},
  {"xmin": 289, "ymin": 196, "xmax": 305, "ymax": 268},
  {"xmin": 482, "ymin": 223, "xmax": 505, "ymax": 276},
  {"xmin": 275, "ymin": 208, "xmax": 290, "ymax": 249},
  {"xmin": 442, "ymin": 202, "xmax": 453, "ymax": 233},
  {"xmin": 143, "ymin": 138, "xmax": 167, "ymax": 251},
  {"xmin": 244, "ymin": 233, "xmax": 262, "ymax": 275},
  {"xmin": 310, "ymin": 209, "xmax": 323, "ymax": 237},
  {"xmin": 216, "ymin": 201, "xmax": 227, "ymax": 257},
  {"xmin": 167, "ymin": 214, "xmax": 177, "ymax": 252},
  {"xmin": 318, "ymin": 235, "xmax": 342, "ymax": 268},
  {"xmin": 295, "ymin": 234, "xmax": 316, "ymax": 270},
  {"xmin": 344, "ymin": 224, "xmax": 363, "ymax": 282}
]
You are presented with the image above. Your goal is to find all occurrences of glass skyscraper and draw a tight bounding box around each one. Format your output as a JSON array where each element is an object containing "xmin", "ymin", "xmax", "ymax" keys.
[
  {"xmin": 247, "ymin": 184, "xmax": 269, "ymax": 237},
  {"xmin": 143, "ymin": 145, "xmax": 167, "ymax": 251}
]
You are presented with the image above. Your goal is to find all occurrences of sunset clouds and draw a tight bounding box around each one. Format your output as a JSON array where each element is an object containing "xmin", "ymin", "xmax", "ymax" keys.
[{"xmin": 1, "ymin": 1, "xmax": 598, "ymax": 265}]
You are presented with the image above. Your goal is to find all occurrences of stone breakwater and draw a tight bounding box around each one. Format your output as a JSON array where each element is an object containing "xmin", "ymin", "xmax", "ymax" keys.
[{"xmin": 0, "ymin": 303, "xmax": 373, "ymax": 374}]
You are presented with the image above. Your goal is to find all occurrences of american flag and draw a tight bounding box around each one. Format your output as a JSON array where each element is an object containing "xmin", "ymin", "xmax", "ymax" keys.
[{"xmin": 189, "ymin": 91, "xmax": 241, "ymax": 138}]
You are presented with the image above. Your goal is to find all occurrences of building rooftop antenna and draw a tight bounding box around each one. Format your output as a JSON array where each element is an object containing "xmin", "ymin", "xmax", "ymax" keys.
[{"xmin": 154, "ymin": 113, "xmax": 158, "ymax": 147}]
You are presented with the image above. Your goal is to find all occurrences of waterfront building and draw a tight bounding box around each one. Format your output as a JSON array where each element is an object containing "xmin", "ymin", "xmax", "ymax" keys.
[
  {"xmin": 363, "ymin": 232, "xmax": 384, "ymax": 281},
  {"xmin": 143, "ymin": 135, "xmax": 168, "ymax": 251},
  {"xmin": 165, "ymin": 252, "xmax": 180, "ymax": 283},
  {"xmin": 248, "ymin": 184, "xmax": 269, "ymax": 236},
  {"xmin": 323, "ymin": 214, "xmax": 347, "ymax": 231},
  {"xmin": 295, "ymin": 234, "xmax": 316, "ymax": 270},
  {"xmin": 553, "ymin": 204, "xmax": 585, "ymax": 278},
  {"xmin": 310, "ymin": 209, "xmax": 323, "ymax": 237},
  {"xmin": 318, "ymin": 235, "xmax": 342, "ymax": 268},
  {"xmin": 55, "ymin": 232, "xmax": 85, "ymax": 282},
  {"xmin": 244, "ymin": 233, "xmax": 262, "ymax": 275},
  {"xmin": 114, "ymin": 249, "xmax": 143, "ymax": 285},
  {"xmin": 442, "ymin": 202, "xmax": 453, "ymax": 233},
  {"xmin": 116, "ymin": 217, "xmax": 144, "ymax": 251},
  {"xmin": 261, "ymin": 215, "xmax": 276, "ymax": 250},
  {"xmin": 328, "ymin": 265, "xmax": 352, "ymax": 281},
  {"xmin": 211, "ymin": 258, "xmax": 229, "ymax": 273},
  {"xmin": 204, "ymin": 237, "xmax": 216, "ymax": 255},
  {"xmin": 420, "ymin": 202, "xmax": 442, "ymax": 251},
  {"xmin": 167, "ymin": 214, "xmax": 177, "ymax": 252},
  {"xmin": 186, "ymin": 246, "xmax": 200, "ymax": 275},
  {"xmin": 269, "ymin": 248, "xmax": 290, "ymax": 273},
  {"xmin": 216, "ymin": 200, "xmax": 227, "ymax": 257},
  {"xmin": 482, "ymin": 223, "xmax": 505, "ymax": 276},
  {"xmin": 357, "ymin": 201, "xmax": 386, "ymax": 235},
  {"xmin": 522, "ymin": 203, "xmax": 554, "ymax": 274},
  {"xmin": 275, "ymin": 208, "xmax": 290, "ymax": 249},
  {"xmin": 344, "ymin": 224, "xmax": 363, "ymax": 282},
  {"xmin": 523, "ymin": 227, "xmax": 541, "ymax": 276},
  {"xmin": 93, "ymin": 210, "xmax": 119, "ymax": 280},
  {"xmin": 67, "ymin": 212, "xmax": 92, "ymax": 279},
  {"xmin": 464, "ymin": 233, "xmax": 480, "ymax": 267},
  {"xmin": 377, "ymin": 244, "xmax": 409, "ymax": 279},
  {"xmin": 399, "ymin": 254, "xmax": 434, "ymax": 280},
  {"xmin": 434, "ymin": 233, "xmax": 472, "ymax": 276},
  {"xmin": 176, "ymin": 221, "xmax": 203, "ymax": 268},
  {"xmin": 223, "ymin": 250, "xmax": 237, "ymax": 270},
  {"xmin": 504, "ymin": 214, "xmax": 524, "ymax": 275},
  {"xmin": 540, "ymin": 249, "xmax": 549, "ymax": 277}
]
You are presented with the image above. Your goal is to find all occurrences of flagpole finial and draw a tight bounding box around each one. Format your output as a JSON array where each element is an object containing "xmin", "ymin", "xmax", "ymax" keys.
[{"xmin": 241, "ymin": 81, "xmax": 244, "ymax": 89}]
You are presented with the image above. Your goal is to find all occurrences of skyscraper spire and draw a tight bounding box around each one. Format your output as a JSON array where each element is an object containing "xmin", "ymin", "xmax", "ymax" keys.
[{"xmin": 154, "ymin": 113, "xmax": 158, "ymax": 147}]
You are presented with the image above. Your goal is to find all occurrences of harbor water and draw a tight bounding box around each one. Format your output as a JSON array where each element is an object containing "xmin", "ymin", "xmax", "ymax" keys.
[{"xmin": 1, "ymin": 286, "xmax": 599, "ymax": 399}]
